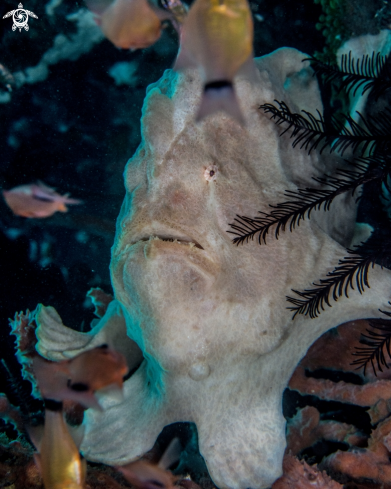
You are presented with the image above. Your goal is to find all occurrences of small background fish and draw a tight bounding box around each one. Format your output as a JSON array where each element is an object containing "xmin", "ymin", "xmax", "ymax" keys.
[
  {"xmin": 32, "ymin": 344, "xmax": 129, "ymax": 409},
  {"xmin": 85, "ymin": 0, "xmax": 171, "ymax": 50},
  {"xmin": 3, "ymin": 182, "xmax": 82, "ymax": 218},
  {"xmin": 29, "ymin": 399, "xmax": 86, "ymax": 489},
  {"xmin": 174, "ymin": 0, "xmax": 254, "ymax": 123}
]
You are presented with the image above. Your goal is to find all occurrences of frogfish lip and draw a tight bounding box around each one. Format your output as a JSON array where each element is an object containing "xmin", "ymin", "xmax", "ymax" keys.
[
  {"xmin": 113, "ymin": 225, "xmax": 220, "ymax": 276},
  {"xmin": 119, "ymin": 227, "xmax": 220, "ymax": 276},
  {"xmin": 127, "ymin": 226, "xmax": 206, "ymax": 251},
  {"xmin": 111, "ymin": 227, "xmax": 220, "ymax": 303},
  {"xmin": 130, "ymin": 234, "xmax": 204, "ymax": 250}
]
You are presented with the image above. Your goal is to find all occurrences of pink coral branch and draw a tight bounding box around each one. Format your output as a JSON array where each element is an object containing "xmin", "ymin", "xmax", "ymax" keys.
[
  {"xmin": 289, "ymin": 366, "xmax": 391, "ymax": 406},
  {"xmin": 286, "ymin": 406, "xmax": 365, "ymax": 456},
  {"xmin": 323, "ymin": 417, "xmax": 391, "ymax": 484},
  {"xmin": 273, "ymin": 455, "xmax": 343, "ymax": 489},
  {"xmin": 87, "ymin": 287, "xmax": 114, "ymax": 318}
]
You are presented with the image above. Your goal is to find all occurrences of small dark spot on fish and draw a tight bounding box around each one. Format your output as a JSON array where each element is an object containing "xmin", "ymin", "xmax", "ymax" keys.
[
  {"xmin": 99, "ymin": 344, "xmax": 108, "ymax": 349},
  {"xmin": 69, "ymin": 382, "xmax": 89, "ymax": 392},
  {"xmin": 44, "ymin": 398, "xmax": 63, "ymax": 411},
  {"xmin": 209, "ymin": 170, "xmax": 215, "ymax": 177},
  {"xmin": 204, "ymin": 80, "xmax": 232, "ymax": 92}
]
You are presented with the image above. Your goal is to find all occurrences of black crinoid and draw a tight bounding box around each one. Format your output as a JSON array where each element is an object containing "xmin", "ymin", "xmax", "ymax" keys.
[
  {"xmin": 351, "ymin": 308, "xmax": 391, "ymax": 375},
  {"xmin": 228, "ymin": 51, "xmax": 391, "ymax": 375}
]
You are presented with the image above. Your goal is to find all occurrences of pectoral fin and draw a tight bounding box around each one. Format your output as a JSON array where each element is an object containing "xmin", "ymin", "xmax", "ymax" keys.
[
  {"xmin": 33, "ymin": 453, "xmax": 43, "ymax": 475},
  {"xmin": 81, "ymin": 456, "xmax": 87, "ymax": 481},
  {"xmin": 27, "ymin": 424, "xmax": 44, "ymax": 452},
  {"xmin": 68, "ymin": 423, "xmax": 86, "ymax": 449},
  {"xmin": 158, "ymin": 437, "xmax": 181, "ymax": 469},
  {"xmin": 173, "ymin": 46, "xmax": 198, "ymax": 71}
]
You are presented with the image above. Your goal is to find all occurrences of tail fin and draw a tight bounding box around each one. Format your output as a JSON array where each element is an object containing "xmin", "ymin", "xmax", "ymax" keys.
[{"xmin": 196, "ymin": 81, "xmax": 245, "ymax": 125}]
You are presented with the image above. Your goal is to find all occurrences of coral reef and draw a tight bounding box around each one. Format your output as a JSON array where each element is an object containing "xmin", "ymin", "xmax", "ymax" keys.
[
  {"xmin": 282, "ymin": 317, "xmax": 391, "ymax": 488},
  {"xmin": 286, "ymin": 405, "xmax": 364, "ymax": 456},
  {"xmin": 314, "ymin": 0, "xmax": 391, "ymax": 59}
]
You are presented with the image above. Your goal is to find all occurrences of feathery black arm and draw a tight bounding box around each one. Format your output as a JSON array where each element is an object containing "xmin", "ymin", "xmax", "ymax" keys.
[
  {"xmin": 260, "ymin": 101, "xmax": 391, "ymax": 156},
  {"xmin": 351, "ymin": 310, "xmax": 391, "ymax": 376},
  {"xmin": 287, "ymin": 236, "xmax": 391, "ymax": 319},
  {"xmin": 228, "ymin": 156, "xmax": 389, "ymax": 246},
  {"xmin": 286, "ymin": 252, "xmax": 374, "ymax": 319},
  {"xmin": 306, "ymin": 51, "xmax": 391, "ymax": 100}
]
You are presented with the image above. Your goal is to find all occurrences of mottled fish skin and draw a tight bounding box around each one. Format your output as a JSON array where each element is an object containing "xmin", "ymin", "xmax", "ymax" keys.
[
  {"xmin": 2, "ymin": 182, "xmax": 81, "ymax": 218},
  {"xmin": 34, "ymin": 400, "xmax": 86, "ymax": 489},
  {"xmin": 175, "ymin": 0, "xmax": 253, "ymax": 122}
]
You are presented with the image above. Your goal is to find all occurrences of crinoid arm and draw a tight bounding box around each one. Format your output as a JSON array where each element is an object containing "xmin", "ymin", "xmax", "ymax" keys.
[
  {"xmin": 306, "ymin": 51, "xmax": 391, "ymax": 100},
  {"xmin": 286, "ymin": 252, "xmax": 374, "ymax": 319},
  {"xmin": 351, "ymin": 309, "xmax": 391, "ymax": 376},
  {"xmin": 228, "ymin": 156, "xmax": 390, "ymax": 245},
  {"xmin": 260, "ymin": 100, "xmax": 391, "ymax": 156},
  {"xmin": 286, "ymin": 236, "xmax": 391, "ymax": 319}
]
